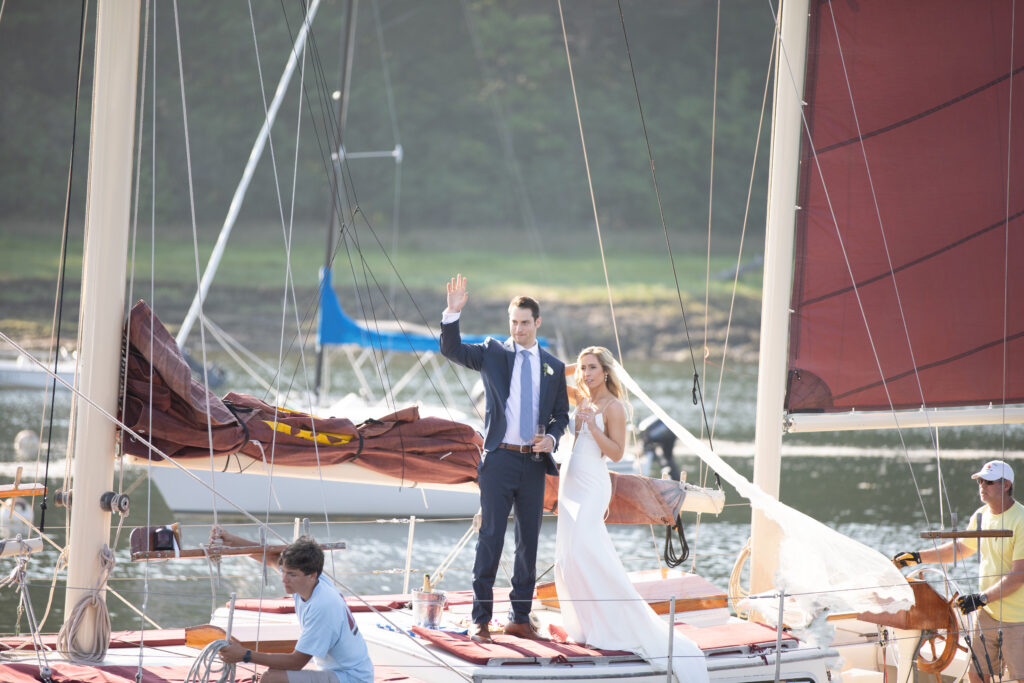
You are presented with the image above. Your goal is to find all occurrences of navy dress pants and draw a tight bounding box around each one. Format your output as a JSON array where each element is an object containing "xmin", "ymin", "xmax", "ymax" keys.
[{"xmin": 471, "ymin": 448, "xmax": 547, "ymax": 625}]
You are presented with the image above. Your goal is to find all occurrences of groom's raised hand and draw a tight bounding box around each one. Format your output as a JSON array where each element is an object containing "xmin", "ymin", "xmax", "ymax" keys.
[{"xmin": 446, "ymin": 273, "xmax": 469, "ymax": 314}]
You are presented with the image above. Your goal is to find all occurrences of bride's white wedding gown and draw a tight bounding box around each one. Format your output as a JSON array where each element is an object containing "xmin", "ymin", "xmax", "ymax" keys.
[{"xmin": 554, "ymin": 413, "xmax": 708, "ymax": 683}]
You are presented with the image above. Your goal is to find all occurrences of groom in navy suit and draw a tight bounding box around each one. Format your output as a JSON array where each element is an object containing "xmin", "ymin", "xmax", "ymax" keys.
[{"xmin": 440, "ymin": 274, "xmax": 569, "ymax": 642}]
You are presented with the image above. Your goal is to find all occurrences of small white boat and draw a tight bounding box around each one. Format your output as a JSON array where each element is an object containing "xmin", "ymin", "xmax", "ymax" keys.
[{"xmin": 0, "ymin": 351, "xmax": 75, "ymax": 391}]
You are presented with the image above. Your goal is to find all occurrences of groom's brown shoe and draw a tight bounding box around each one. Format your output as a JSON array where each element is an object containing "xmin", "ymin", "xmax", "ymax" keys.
[
  {"xmin": 471, "ymin": 623, "xmax": 493, "ymax": 643},
  {"xmin": 503, "ymin": 621, "xmax": 550, "ymax": 641}
]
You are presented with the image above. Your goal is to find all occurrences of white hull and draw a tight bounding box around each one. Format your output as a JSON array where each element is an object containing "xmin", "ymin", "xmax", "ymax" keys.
[
  {"xmin": 0, "ymin": 356, "xmax": 75, "ymax": 391},
  {"xmin": 150, "ymin": 466, "xmax": 482, "ymax": 518},
  {"xmin": 146, "ymin": 445, "xmax": 648, "ymax": 518}
]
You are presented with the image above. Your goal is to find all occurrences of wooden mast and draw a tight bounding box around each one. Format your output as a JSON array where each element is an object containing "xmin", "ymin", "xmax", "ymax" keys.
[
  {"xmin": 750, "ymin": 0, "xmax": 809, "ymax": 594},
  {"xmin": 63, "ymin": 0, "xmax": 141, "ymax": 652}
]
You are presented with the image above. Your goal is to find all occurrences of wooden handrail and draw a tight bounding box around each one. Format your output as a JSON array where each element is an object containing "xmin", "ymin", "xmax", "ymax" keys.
[
  {"xmin": 0, "ymin": 467, "xmax": 45, "ymax": 499},
  {"xmin": 131, "ymin": 541, "xmax": 346, "ymax": 562},
  {"xmin": 0, "ymin": 483, "xmax": 46, "ymax": 500}
]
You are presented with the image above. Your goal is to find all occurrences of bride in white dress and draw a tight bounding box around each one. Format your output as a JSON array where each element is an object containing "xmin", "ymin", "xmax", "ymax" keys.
[{"xmin": 554, "ymin": 346, "xmax": 708, "ymax": 683}]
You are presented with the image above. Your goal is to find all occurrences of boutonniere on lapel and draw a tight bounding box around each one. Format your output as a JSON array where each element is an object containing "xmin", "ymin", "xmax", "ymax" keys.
[{"xmin": 542, "ymin": 362, "xmax": 554, "ymax": 376}]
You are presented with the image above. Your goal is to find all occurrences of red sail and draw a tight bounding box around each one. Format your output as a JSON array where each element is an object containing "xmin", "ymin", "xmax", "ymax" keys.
[{"xmin": 787, "ymin": 2, "xmax": 1024, "ymax": 413}]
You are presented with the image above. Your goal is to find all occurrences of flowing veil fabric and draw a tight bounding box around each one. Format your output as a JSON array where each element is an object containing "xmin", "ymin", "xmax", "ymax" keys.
[
  {"xmin": 612, "ymin": 362, "xmax": 912, "ymax": 625},
  {"xmin": 554, "ymin": 414, "xmax": 709, "ymax": 683}
]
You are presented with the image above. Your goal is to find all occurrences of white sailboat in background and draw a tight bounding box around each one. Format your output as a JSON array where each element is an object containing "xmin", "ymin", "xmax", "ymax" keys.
[
  {"xmin": 0, "ymin": 349, "xmax": 76, "ymax": 392},
  {"xmin": 0, "ymin": 1, "xmax": 1022, "ymax": 682}
]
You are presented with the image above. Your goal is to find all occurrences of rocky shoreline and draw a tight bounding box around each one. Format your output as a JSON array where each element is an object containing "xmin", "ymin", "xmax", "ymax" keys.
[{"xmin": 3, "ymin": 283, "xmax": 762, "ymax": 365}]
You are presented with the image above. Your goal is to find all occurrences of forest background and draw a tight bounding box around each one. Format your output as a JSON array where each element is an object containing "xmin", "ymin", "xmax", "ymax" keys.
[{"xmin": 0, "ymin": 1, "xmax": 773, "ymax": 361}]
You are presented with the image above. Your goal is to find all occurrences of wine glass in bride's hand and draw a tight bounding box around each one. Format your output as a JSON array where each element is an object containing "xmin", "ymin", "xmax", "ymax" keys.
[
  {"xmin": 577, "ymin": 398, "xmax": 594, "ymax": 425},
  {"xmin": 531, "ymin": 424, "xmax": 547, "ymax": 462}
]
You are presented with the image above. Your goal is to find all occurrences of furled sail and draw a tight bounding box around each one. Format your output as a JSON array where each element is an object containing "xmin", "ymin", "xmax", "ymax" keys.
[
  {"xmin": 786, "ymin": 2, "xmax": 1024, "ymax": 413},
  {"xmin": 121, "ymin": 301, "xmax": 703, "ymax": 524},
  {"xmin": 121, "ymin": 301, "xmax": 483, "ymax": 486}
]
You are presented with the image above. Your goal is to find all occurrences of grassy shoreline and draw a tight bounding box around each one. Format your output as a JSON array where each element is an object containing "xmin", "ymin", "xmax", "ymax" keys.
[{"xmin": 0, "ymin": 222, "xmax": 764, "ymax": 361}]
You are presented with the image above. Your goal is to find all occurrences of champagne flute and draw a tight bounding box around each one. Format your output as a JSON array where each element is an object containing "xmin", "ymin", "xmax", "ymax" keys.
[
  {"xmin": 532, "ymin": 424, "xmax": 546, "ymax": 462},
  {"xmin": 578, "ymin": 398, "xmax": 593, "ymax": 425}
]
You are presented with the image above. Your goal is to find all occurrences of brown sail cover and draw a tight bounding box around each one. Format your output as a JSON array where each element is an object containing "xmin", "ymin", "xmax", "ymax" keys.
[
  {"xmin": 121, "ymin": 301, "xmax": 483, "ymax": 486},
  {"xmin": 787, "ymin": 2, "xmax": 1024, "ymax": 412},
  {"xmin": 120, "ymin": 301, "xmax": 687, "ymax": 525},
  {"xmin": 544, "ymin": 473, "xmax": 684, "ymax": 526}
]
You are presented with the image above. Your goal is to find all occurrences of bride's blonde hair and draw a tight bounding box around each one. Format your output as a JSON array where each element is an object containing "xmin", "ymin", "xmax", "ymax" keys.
[{"xmin": 574, "ymin": 346, "xmax": 623, "ymax": 399}]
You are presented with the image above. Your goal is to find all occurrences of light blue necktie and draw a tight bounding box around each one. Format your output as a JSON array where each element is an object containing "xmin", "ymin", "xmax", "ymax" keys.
[{"xmin": 519, "ymin": 349, "xmax": 534, "ymax": 443}]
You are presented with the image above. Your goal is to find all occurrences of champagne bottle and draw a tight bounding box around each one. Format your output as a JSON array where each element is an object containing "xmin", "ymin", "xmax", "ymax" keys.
[{"xmin": 422, "ymin": 573, "xmax": 431, "ymax": 593}]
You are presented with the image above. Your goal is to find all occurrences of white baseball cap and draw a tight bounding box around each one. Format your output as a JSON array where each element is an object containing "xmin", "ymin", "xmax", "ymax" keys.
[{"xmin": 971, "ymin": 460, "xmax": 1014, "ymax": 484}]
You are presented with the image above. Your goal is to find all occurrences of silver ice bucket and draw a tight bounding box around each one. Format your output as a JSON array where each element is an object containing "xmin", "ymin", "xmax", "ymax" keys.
[{"xmin": 412, "ymin": 589, "xmax": 447, "ymax": 629}]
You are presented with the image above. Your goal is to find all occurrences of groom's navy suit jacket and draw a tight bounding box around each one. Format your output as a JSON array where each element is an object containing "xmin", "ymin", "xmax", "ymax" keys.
[{"xmin": 440, "ymin": 320, "xmax": 569, "ymax": 476}]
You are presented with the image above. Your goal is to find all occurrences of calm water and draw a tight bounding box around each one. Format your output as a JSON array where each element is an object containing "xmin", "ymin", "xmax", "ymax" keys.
[{"xmin": 0, "ymin": 357, "xmax": 1020, "ymax": 634}]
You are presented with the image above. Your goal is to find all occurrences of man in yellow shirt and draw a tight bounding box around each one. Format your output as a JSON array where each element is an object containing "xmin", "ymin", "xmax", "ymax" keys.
[{"xmin": 893, "ymin": 460, "xmax": 1024, "ymax": 683}]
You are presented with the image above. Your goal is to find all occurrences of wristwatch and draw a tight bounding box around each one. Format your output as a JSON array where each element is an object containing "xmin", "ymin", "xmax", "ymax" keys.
[{"xmin": 242, "ymin": 649, "xmax": 252, "ymax": 663}]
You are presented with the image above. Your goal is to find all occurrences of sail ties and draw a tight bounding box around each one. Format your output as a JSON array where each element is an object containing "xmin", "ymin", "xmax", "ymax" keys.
[{"xmin": 57, "ymin": 544, "xmax": 114, "ymax": 664}]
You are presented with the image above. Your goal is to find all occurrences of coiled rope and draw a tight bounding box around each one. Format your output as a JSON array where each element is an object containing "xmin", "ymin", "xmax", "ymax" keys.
[
  {"xmin": 184, "ymin": 639, "xmax": 236, "ymax": 683},
  {"xmin": 57, "ymin": 544, "xmax": 114, "ymax": 664}
]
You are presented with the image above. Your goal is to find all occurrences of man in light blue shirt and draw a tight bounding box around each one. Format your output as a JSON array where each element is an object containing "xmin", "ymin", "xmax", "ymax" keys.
[{"xmin": 217, "ymin": 530, "xmax": 373, "ymax": 683}]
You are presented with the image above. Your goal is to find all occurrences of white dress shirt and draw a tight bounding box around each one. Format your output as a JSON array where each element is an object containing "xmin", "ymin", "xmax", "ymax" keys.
[
  {"xmin": 442, "ymin": 310, "xmax": 541, "ymax": 446},
  {"xmin": 504, "ymin": 342, "xmax": 541, "ymax": 445}
]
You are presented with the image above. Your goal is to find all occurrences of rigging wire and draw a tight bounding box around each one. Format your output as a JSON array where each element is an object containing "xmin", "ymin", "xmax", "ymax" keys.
[
  {"xmin": 245, "ymin": 0, "xmax": 324, "ymax": 539},
  {"xmin": 122, "ymin": 3, "xmax": 154, "ymax": 674},
  {"xmin": 458, "ymin": 0, "xmax": 567, "ymax": 348},
  {"xmin": 555, "ymin": 0, "xmax": 623, "ymax": 364},
  {"xmin": 701, "ymin": 0, "xmax": 721, "ymax": 435},
  {"xmin": 291, "ymin": 0, "xmax": 418, "ymax": 490},
  {"xmin": 273, "ymin": 1, "xmax": 488, "ymax": 440},
  {"xmin": 138, "ymin": 2, "xmax": 158, "ymax": 670},
  {"xmin": 1000, "ymin": 0, "xmax": 1016, "ymax": 459},
  {"xmin": 37, "ymin": 0, "xmax": 89, "ymax": 536},
  {"xmin": 709, "ymin": 19, "xmax": 777, "ymax": 443},
  {"xmin": 369, "ymin": 0, "xmax": 404, "ymax": 302},
  {"xmin": 993, "ymin": 0, "xmax": 1017, "ymax": 612},
  {"xmin": 171, "ymin": 0, "xmax": 220, "ymax": 530},
  {"xmin": 259, "ymin": 0, "xmax": 349, "ymax": 550},
  {"xmin": 612, "ymin": 1, "xmax": 720, "ymax": 468},
  {"xmin": 271, "ymin": 0, "xmax": 485, "ymax": 429},
  {"xmin": 244, "ymin": 2, "xmax": 405, "ymax": 416},
  {"xmin": 611, "ymin": 0, "xmax": 726, "ymax": 572}
]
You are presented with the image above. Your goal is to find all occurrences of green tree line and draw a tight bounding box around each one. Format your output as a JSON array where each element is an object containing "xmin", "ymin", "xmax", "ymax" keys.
[{"xmin": 0, "ymin": 0, "xmax": 773, "ymax": 245}]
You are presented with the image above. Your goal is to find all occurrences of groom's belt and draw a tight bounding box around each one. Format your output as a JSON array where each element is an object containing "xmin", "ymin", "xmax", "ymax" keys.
[{"xmin": 496, "ymin": 442, "xmax": 534, "ymax": 454}]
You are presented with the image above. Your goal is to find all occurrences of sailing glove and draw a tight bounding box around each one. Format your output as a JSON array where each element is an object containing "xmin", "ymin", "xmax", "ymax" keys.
[
  {"xmin": 891, "ymin": 550, "xmax": 921, "ymax": 568},
  {"xmin": 956, "ymin": 593, "xmax": 987, "ymax": 614}
]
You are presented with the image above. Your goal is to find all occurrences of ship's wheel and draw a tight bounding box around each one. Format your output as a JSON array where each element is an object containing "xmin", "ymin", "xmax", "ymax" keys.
[
  {"xmin": 727, "ymin": 542, "xmax": 967, "ymax": 675},
  {"xmin": 904, "ymin": 567, "xmax": 968, "ymax": 674}
]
